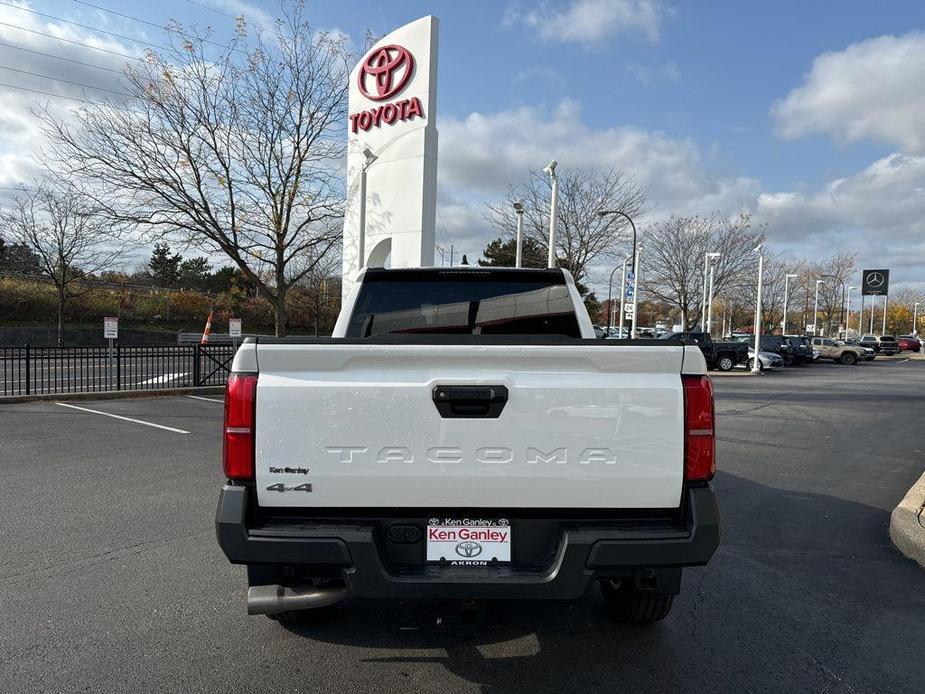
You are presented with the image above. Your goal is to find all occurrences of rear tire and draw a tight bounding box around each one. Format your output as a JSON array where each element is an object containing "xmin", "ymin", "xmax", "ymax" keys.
[
  {"xmin": 747, "ymin": 358, "xmax": 762, "ymax": 371},
  {"xmin": 840, "ymin": 352, "xmax": 858, "ymax": 365},
  {"xmin": 716, "ymin": 355, "xmax": 734, "ymax": 371},
  {"xmin": 600, "ymin": 580, "xmax": 674, "ymax": 623}
]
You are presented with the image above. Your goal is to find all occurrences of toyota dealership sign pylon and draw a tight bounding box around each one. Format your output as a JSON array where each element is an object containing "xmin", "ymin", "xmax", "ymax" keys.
[{"xmin": 341, "ymin": 16, "xmax": 439, "ymax": 299}]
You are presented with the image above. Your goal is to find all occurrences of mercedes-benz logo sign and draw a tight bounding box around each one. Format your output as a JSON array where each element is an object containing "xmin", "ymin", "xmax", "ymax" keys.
[
  {"xmin": 455, "ymin": 541, "xmax": 483, "ymax": 558},
  {"xmin": 358, "ymin": 44, "xmax": 414, "ymax": 101},
  {"xmin": 866, "ymin": 272, "xmax": 885, "ymax": 288}
]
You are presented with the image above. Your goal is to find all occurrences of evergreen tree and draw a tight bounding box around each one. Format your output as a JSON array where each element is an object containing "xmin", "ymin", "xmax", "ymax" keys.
[{"xmin": 148, "ymin": 243, "xmax": 182, "ymax": 287}]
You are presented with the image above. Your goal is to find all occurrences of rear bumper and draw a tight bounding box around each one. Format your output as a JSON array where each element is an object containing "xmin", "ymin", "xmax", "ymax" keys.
[{"xmin": 216, "ymin": 484, "xmax": 720, "ymax": 600}]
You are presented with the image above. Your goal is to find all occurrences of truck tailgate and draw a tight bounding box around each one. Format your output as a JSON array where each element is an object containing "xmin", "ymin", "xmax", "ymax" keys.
[{"xmin": 253, "ymin": 343, "xmax": 686, "ymax": 509}]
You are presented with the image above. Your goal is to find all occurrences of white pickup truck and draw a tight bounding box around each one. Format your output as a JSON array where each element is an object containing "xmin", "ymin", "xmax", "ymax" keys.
[{"xmin": 216, "ymin": 267, "xmax": 719, "ymax": 624}]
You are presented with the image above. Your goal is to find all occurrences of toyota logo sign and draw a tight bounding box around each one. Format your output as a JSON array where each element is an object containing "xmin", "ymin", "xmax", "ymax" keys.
[
  {"xmin": 358, "ymin": 44, "xmax": 414, "ymax": 101},
  {"xmin": 455, "ymin": 541, "xmax": 483, "ymax": 558}
]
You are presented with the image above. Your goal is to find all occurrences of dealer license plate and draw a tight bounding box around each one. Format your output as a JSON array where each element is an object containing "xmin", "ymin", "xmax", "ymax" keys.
[{"xmin": 426, "ymin": 517, "xmax": 512, "ymax": 565}]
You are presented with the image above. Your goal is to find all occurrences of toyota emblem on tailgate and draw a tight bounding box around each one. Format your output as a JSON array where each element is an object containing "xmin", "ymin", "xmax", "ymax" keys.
[{"xmin": 455, "ymin": 541, "xmax": 483, "ymax": 558}]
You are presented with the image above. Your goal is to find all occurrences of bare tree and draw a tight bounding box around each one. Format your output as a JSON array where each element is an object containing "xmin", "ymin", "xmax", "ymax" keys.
[
  {"xmin": 641, "ymin": 214, "xmax": 766, "ymax": 330},
  {"xmin": 484, "ymin": 168, "xmax": 646, "ymax": 284},
  {"xmin": 0, "ymin": 181, "xmax": 124, "ymax": 345},
  {"xmin": 811, "ymin": 252, "xmax": 857, "ymax": 335},
  {"xmin": 290, "ymin": 245, "xmax": 342, "ymax": 336},
  {"xmin": 40, "ymin": 4, "xmax": 348, "ymax": 336}
]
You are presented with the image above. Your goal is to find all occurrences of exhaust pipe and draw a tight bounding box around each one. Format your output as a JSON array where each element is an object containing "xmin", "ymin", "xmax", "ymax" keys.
[{"xmin": 247, "ymin": 583, "xmax": 350, "ymax": 615}]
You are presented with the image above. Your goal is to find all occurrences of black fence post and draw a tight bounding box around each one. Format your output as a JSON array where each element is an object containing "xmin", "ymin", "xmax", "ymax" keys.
[
  {"xmin": 116, "ymin": 343, "xmax": 122, "ymax": 391},
  {"xmin": 24, "ymin": 343, "xmax": 30, "ymax": 396},
  {"xmin": 193, "ymin": 344, "xmax": 201, "ymax": 387}
]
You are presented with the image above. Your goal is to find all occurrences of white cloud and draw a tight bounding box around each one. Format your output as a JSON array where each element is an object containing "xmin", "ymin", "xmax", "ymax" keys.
[
  {"xmin": 625, "ymin": 61, "xmax": 680, "ymax": 85},
  {"xmin": 0, "ymin": 2, "xmax": 139, "ymax": 195},
  {"xmin": 506, "ymin": 0, "xmax": 670, "ymax": 46},
  {"xmin": 772, "ymin": 32, "xmax": 925, "ymax": 153},
  {"xmin": 439, "ymin": 98, "xmax": 757, "ymax": 214},
  {"xmin": 755, "ymin": 153, "xmax": 925, "ymax": 279},
  {"xmin": 436, "ymin": 98, "xmax": 760, "ymax": 286}
]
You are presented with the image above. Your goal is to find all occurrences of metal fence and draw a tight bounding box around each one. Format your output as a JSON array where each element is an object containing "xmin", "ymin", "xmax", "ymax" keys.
[{"xmin": 0, "ymin": 344, "xmax": 236, "ymax": 397}]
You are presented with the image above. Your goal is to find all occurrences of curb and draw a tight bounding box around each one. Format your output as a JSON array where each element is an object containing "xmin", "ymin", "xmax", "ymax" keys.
[
  {"xmin": 0, "ymin": 385, "xmax": 225, "ymax": 405},
  {"xmin": 889, "ymin": 469, "xmax": 925, "ymax": 567}
]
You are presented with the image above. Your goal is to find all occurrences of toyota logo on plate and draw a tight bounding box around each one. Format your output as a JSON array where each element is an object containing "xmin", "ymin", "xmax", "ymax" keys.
[
  {"xmin": 455, "ymin": 541, "xmax": 483, "ymax": 558},
  {"xmin": 358, "ymin": 44, "xmax": 414, "ymax": 101}
]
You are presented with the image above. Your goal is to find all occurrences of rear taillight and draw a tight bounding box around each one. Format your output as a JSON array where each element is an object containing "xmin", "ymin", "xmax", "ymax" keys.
[
  {"xmin": 223, "ymin": 372, "xmax": 258, "ymax": 481},
  {"xmin": 683, "ymin": 375, "xmax": 715, "ymax": 482}
]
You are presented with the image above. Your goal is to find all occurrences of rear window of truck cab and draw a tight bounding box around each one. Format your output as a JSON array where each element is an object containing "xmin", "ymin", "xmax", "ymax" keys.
[{"xmin": 346, "ymin": 268, "xmax": 581, "ymax": 338}]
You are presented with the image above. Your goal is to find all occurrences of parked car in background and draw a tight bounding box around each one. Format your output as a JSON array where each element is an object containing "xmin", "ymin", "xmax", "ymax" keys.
[
  {"xmin": 659, "ymin": 331, "xmax": 748, "ymax": 371},
  {"xmin": 810, "ymin": 337, "xmax": 865, "ymax": 365},
  {"xmin": 878, "ymin": 335, "xmax": 901, "ymax": 355},
  {"xmin": 756, "ymin": 335, "xmax": 794, "ymax": 365},
  {"xmin": 783, "ymin": 335, "xmax": 813, "ymax": 364},
  {"xmin": 858, "ymin": 334, "xmax": 901, "ymax": 355},
  {"xmin": 897, "ymin": 336, "xmax": 921, "ymax": 352},
  {"xmin": 744, "ymin": 347, "xmax": 784, "ymax": 371}
]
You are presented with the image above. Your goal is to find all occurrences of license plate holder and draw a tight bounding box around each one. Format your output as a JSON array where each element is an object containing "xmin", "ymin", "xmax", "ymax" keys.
[{"xmin": 426, "ymin": 517, "xmax": 512, "ymax": 565}]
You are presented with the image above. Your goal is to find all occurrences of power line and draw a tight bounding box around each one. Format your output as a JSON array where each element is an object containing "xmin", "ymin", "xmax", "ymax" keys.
[
  {"xmin": 0, "ymin": 1, "xmax": 177, "ymax": 55},
  {"xmin": 72, "ymin": 0, "xmax": 239, "ymax": 52},
  {"xmin": 0, "ymin": 65, "xmax": 130, "ymax": 97},
  {"xmin": 0, "ymin": 79, "xmax": 101, "ymax": 104},
  {"xmin": 0, "ymin": 21, "xmax": 144, "ymax": 63},
  {"xmin": 0, "ymin": 39, "xmax": 125, "ymax": 74},
  {"xmin": 184, "ymin": 0, "xmax": 277, "ymax": 33}
]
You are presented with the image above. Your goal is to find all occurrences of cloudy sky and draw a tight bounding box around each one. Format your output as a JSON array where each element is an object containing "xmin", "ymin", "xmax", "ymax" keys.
[{"xmin": 1, "ymin": 0, "xmax": 924, "ymax": 292}]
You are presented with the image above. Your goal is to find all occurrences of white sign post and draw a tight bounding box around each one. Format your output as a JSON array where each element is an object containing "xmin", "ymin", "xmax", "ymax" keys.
[
  {"xmin": 104, "ymin": 317, "xmax": 118, "ymax": 389},
  {"xmin": 341, "ymin": 16, "xmax": 440, "ymax": 299},
  {"xmin": 229, "ymin": 318, "xmax": 242, "ymax": 350}
]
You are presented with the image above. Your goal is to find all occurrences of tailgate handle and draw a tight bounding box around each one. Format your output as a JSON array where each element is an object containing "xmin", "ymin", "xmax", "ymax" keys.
[{"xmin": 432, "ymin": 385, "xmax": 508, "ymax": 419}]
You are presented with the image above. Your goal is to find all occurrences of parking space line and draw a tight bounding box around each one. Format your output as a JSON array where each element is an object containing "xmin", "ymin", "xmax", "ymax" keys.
[
  {"xmin": 54, "ymin": 402, "xmax": 190, "ymax": 434},
  {"xmin": 185, "ymin": 394, "xmax": 224, "ymax": 403}
]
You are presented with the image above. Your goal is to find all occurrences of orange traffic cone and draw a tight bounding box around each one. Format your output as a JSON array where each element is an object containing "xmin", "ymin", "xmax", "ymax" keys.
[{"xmin": 201, "ymin": 311, "xmax": 213, "ymax": 345}]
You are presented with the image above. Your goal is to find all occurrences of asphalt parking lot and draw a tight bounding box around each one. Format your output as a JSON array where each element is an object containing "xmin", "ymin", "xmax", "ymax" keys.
[{"xmin": 2, "ymin": 360, "xmax": 924, "ymax": 693}]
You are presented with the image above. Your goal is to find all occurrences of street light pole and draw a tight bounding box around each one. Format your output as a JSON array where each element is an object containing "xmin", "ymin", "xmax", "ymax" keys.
[
  {"xmin": 513, "ymin": 201, "xmax": 525, "ymax": 268},
  {"xmin": 606, "ymin": 260, "xmax": 622, "ymax": 335},
  {"xmin": 544, "ymin": 160, "xmax": 558, "ymax": 268},
  {"xmin": 699, "ymin": 252, "xmax": 720, "ymax": 331},
  {"xmin": 782, "ymin": 274, "xmax": 797, "ymax": 335},
  {"xmin": 598, "ymin": 209, "xmax": 639, "ymax": 336},
  {"xmin": 357, "ymin": 147, "xmax": 378, "ymax": 271},
  {"xmin": 752, "ymin": 245, "xmax": 764, "ymax": 374},
  {"xmin": 914, "ymin": 302, "xmax": 921, "ymax": 336},
  {"xmin": 845, "ymin": 287, "xmax": 856, "ymax": 339},
  {"xmin": 706, "ymin": 261, "xmax": 717, "ymax": 335},
  {"xmin": 881, "ymin": 294, "xmax": 888, "ymax": 335},
  {"xmin": 813, "ymin": 279, "xmax": 823, "ymax": 336}
]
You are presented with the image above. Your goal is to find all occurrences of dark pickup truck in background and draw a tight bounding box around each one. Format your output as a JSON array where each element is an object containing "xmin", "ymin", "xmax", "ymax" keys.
[{"xmin": 660, "ymin": 332, "xmax": 748, "ymax": 371}]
